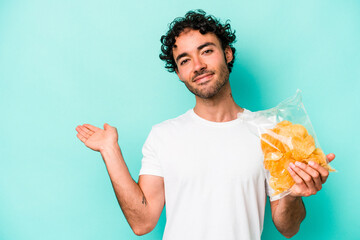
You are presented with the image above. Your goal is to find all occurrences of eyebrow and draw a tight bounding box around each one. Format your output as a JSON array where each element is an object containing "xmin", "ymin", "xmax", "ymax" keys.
[{"xmin": 175, "ymin": 42, "xmax": 216, "ymax": 63}]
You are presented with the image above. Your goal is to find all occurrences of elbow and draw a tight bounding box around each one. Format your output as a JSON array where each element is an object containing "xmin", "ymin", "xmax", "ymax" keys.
[
  {"xmin": 279, "ymin": 226, "xmax": 300, "ymax": 239},
  {"xmin": 274, "ymin": 220, "xmax": 301, "ymax": 239},
  {"xmin": 131, "ymin": 223, "xmax": 155, "ymax": 236},
  {"xmin": 283, "ymin": 232, "xmax": 298, "ymax": 239},
  {"xmin": 133, "ymin": 229, "xmax": 146, "ymax": 236},
  {"xmin": 132, "ymin": 228, "xmax": 147, "ymax": 236}
]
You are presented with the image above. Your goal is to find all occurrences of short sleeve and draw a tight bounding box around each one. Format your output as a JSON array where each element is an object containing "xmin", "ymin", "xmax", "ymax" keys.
[{"xmin": 139, "ymin": 127, "xmax": 164, "ymax": 177}]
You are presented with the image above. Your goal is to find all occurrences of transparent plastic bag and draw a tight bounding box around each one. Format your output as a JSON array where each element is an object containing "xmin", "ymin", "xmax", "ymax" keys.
[{"xmin": 240, "ymin": 90, "xmax": 335, "ymax": 200}]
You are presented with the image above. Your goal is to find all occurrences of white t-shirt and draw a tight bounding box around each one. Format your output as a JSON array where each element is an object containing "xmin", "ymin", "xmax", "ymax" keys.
[{"xmin": 139, "ymin": 109, "xmax": 272, "ymax": 240}]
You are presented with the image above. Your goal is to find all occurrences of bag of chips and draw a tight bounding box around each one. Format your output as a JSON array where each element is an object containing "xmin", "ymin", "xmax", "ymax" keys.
[{"xmin": 240, "ymin": 90, "xmax": 335, "ymax": 200}]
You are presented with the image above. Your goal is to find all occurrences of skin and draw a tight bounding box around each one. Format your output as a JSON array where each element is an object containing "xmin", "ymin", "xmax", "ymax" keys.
[
  {"xmin": 75, "ymin": 28, "xmax": 335, "ymax": 237},
  {"xmin": 76, "ymin": 124, "xmax": 164, "ymax": 236},
  {"xmin": 173, "ymin": 28, "xmax": 243, "ymax": 121}
]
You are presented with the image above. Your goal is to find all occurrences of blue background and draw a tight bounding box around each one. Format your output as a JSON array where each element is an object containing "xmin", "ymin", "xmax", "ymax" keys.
[{"xmin": 1, "ymin": 0, "xmax": 359, "ymax": 239}]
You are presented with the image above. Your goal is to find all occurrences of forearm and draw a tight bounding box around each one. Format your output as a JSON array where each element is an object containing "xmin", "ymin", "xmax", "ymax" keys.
[
  {"xmin": 272, "ymin": 195, "xmax": 306, "ymax": 238},
  {"xmin": 100, "ymin": 144, "xmax": 151, "ymax": 234}
]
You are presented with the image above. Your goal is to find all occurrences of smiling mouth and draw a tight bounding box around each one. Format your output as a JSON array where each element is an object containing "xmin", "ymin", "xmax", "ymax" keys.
[{"xmin": 193, "ymin": 73, "xmax": 214, "ymax": 83}]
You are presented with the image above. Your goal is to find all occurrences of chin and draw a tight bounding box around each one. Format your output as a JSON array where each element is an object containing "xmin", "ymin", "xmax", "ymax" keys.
[{"xmin": 195, "ymin": 88, "xmax": 220, "ymax": 99}]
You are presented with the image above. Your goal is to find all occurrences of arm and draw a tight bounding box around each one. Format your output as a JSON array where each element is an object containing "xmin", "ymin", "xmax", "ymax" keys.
[
  {"xmin": 270, "ymin": 153, "xmax": 335, "ymax": 238},
  {"xmin": 76, "ymin": 123, "xmax": 165, "ymax": 236},
  {"xmin": 270, "ymin": 196, "xmax": 305, "ymax": 238}
]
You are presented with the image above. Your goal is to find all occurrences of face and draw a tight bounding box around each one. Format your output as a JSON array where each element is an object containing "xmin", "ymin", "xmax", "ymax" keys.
[{"xmin": 173, "ymin": 29, "xmax": 233, "ymax": 99}]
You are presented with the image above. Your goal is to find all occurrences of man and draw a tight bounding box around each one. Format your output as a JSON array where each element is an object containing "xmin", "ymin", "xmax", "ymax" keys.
[{"xmin": 75, "ymin": 10, "xmax": 335, "ymax": 239}]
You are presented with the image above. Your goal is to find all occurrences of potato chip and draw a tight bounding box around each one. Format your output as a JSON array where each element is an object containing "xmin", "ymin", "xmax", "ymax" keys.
[
  {"xmin": 265, "ymin": 152, "xmax": 293, "ymax": 178},
  {"xmin": 269, "ymin": 172, "xmax": 294, "ymax": 196},
  {"xmin": 280, "ymin": 124, "xmax": 308, "ymax": 139},
  {"xmin": 290, "ymin": 135, "xmax": 316, "ymax": 160},
  {"xmin": 261, "ymin": 132, "xmax": 286, "ymax": 153},
  {"xmin": 307, "ymin": 148, "xmax": 336, "ymax": 172},
  {"xmin": 275, "ymin": 120, "xmax": 292, "ymax": 128},
  {"xmin": 261, "ymin": 120, "xmax": 335, "ymax": 196},
  {"xmin": 264, "ymin": 152, "xmax": 283, "ymax": 170}
]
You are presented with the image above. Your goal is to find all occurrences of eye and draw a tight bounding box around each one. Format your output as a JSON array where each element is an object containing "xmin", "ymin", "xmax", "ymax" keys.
[
  {"xmin": 180, "ymin": 59, "xmax": 189, "ymax": 66},
  {"xmin": 203, "ymin": 49, "xmax": 213, "ymax": 54}
]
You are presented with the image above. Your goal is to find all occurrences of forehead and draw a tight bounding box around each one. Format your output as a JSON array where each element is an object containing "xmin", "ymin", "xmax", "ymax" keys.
[{"xmin": 173, "ymin": 29, "xmax": 221, "ymax": 54}]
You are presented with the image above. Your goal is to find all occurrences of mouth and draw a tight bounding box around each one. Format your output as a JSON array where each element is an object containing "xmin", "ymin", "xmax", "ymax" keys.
[{"xmin": 193, "ymin": 73, "xmax": 214, "ymax": 83}]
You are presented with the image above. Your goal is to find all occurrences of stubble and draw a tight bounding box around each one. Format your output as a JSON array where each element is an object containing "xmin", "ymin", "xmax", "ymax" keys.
[{"xmin": 184, "ymin": 63, "xmax": 229, "ymax": 99}]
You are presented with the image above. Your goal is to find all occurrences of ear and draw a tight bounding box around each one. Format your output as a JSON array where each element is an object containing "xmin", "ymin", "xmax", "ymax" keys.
[{"xmin": 224, "ymin": 46, "xmax": 233, "ymax": 63}]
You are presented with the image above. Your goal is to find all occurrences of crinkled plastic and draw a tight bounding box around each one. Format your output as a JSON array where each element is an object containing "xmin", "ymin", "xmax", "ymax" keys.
[{"xmin": 240, "ymin": 89, "xmax": 336, "ymax": 200}]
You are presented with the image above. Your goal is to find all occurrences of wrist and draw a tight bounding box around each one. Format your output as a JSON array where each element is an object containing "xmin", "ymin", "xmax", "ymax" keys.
[
  {"xmin": 283, "ymin": 194, "xmax": 302, "ymax": 204},
  {"xmin": 100, "ymin": 142, "xmax": 120, "ymax": 154}
]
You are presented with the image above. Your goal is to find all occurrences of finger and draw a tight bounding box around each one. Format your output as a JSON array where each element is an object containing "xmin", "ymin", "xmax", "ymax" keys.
[
  {"xmin": 76, "ymin": 133, "xmax": 87, "ymax": 143},
  {"xmin": 287, "ymin": 165, "xmax": 305, "ymax": 185},
  {"xmin": 76, "ymin": 126, "xmax": 91, "ymax": 139},
  {"xmin": 83, "ymin": 124, "xmax": 101, "ymax": 132},
  {"xmin": 326, "ymin": 153, "xmax": 335, "ymax": 163},
  {"xmin": 309, "ymin": 161, "xmax": 329, "ymax": 184},
  {"xmin": 104, "ymin": 123, "xmax": 117, "ymax": 131},
  {"xmin": 79, "ymin": 125, "xmax": 94, "ymax": 136},
  {"xmin": 295, "ymin": 161, "xmax": 323, "ymax": 191},
  {"xmin": 290, "ymin": 162, "xmax": 316, "ymax": 190}
]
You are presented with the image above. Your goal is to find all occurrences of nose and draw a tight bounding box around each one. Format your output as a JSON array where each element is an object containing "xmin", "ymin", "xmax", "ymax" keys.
[{"xmin": 193, "ymin": 56, "xmax": 207, "ymax": 74}]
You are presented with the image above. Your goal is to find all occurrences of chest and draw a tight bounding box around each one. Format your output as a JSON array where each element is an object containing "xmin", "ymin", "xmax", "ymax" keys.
[{"xmin": 158, "ymin": 126, "xmax": 264, "ymax": 182}]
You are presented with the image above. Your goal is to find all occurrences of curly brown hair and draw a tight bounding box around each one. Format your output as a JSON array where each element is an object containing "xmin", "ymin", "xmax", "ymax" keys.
[{"xmin": 159, "ymin": 9, "xmax": 236, "ymax": 73}]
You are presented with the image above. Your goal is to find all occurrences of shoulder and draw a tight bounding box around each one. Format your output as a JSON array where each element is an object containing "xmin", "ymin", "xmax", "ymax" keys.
[{"xmin": 152, "ymin": 109, "xmax": 193, "ymax": 132}]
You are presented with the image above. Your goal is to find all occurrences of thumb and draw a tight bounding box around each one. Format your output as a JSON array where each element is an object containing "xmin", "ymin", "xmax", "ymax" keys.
[
  {"xmin": 103, "ymin": 123, "xmax": 118, "ymax": 135},
  {"xmin": 104, "ymin": 123, "xmax": 110, "ymax": 130},
  {"xmin": 326, "ymin": 153, "xmax": 335, "ymax": 163}
]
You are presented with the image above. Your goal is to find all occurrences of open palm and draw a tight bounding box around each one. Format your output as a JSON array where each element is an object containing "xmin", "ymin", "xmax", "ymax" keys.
[{"xmin": 75, "ymin": 123, "xmax": 118, "ymax": 151}]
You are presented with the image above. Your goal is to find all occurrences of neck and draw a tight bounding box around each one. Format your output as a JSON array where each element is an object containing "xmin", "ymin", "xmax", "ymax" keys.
[{"xmin": 193, "ymin": 82, "xmax": 243, "ymax": 122}]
